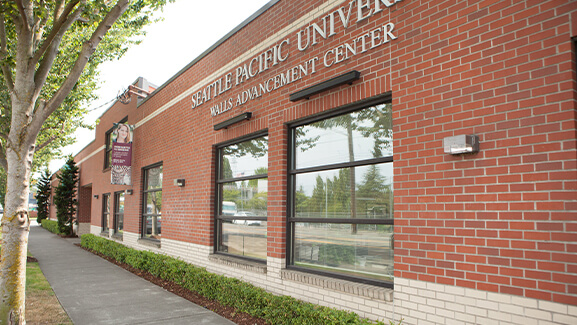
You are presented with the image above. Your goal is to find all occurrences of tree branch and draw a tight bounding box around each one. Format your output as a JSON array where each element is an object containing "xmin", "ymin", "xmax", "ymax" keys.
[
  {"xmin": 33, "ymin": 5, "xmax": 83, "ymax": 100},
  {"xmin": 15, "ymin": 0, "xmax": 30, "ymax": 34},
  {"xmin": 0, "ymin": 14, "xmax": 14, "ymax": 92},
  {"xmin": 28, "ymin": 0, "xmax": 131, "ymax": 142},
  {"xmin": 32, "ymin": 0, "xmax": 80, "ymax": 65},
  {"xmin": 53, "ymin": 1, "xmax": 65, "ymax": 21},
  {"xmin": 33, "ymin": 0, "xmax": 50, "ymax": 50},
  {"xmin": 35, "ymin": 123, "xmax": 65, "ymax": 151},
  {"xmin": 36, "ymin": 123, "xmax": 66, "ymax": 152}
]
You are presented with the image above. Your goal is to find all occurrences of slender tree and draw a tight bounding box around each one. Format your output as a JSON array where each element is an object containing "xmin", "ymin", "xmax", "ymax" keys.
[
  {"xmin": 54, "ymin": 157, "xmax": 78, "ymax": 235},
  {"xmin": 0, "ymin": 1, "xmax": 170, "ymax": 323},
  {"xmin": 35, "ymin": 168, "xmax": 51, "ymax": 223}
]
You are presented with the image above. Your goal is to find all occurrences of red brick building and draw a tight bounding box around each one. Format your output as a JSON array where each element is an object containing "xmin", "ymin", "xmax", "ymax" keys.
[{"xmin": 51, "ymin": 0, "xmax": 577, "ymax": 323}]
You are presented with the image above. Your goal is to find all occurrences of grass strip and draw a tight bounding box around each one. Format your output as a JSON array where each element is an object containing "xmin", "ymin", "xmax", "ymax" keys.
[{"xmin": 26, "ymin": 261, "xmax": 73, "ymax": 324}]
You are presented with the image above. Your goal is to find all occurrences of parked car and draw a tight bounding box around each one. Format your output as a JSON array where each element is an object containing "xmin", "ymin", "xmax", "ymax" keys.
[{"xmin": 233, "ymin": 211, "xmax": 262, "ymax": 226}]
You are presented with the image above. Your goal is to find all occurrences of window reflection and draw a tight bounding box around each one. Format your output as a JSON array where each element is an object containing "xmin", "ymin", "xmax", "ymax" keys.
[
  {"xmin": 295, "ymin": 103, "xmax": 392, "ymax": 169},
  {"xmin": 222, "ymin": 136, "xmax": 268, "ymax": 179},
  {"xmin": 219, "ymin": 221, "xmax": 267, "ymax": 260},
  {"xmin": 295, "ymin": 164, "xmax": 393, "ymax": 219},
  {"xmin": 217, "ymin": 135, "xmax": 268, "ymax": 260},
  {"xmin": 290, "ymin": 102, "xmax": 394, "ymax": 284},
  {"xmin": 221, "ymin": 179, "xmax": 267, "ymax": 217},
  {"xmin": 143, "ymin": 164, "xmax": 162, "ymax": 239},
  {"xmin": 114, "ymin": 192, "xmax": 124, "ymax": 233},
  {"xmin": 294, "ymin": 223, "xmax": 394, "ymax": 281}
]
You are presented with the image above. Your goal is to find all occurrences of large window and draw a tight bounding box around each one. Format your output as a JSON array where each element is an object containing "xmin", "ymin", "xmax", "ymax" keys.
[
  {"xmin": 142, "ymin": 164, "xmax": 162, "ymax": 239},
  {"xmin": 102, "ymin": 193, "xmax": 110, "ymax": 232},
  {"xmin": 216, "ymin": 134, "xmax": 268, "ymax": 261},
  {"xmin": 114, "ymin": 191, "xmax": 125, "ymax": 234},
  {"xmin": 289, "ymin": 100, "xmax": 394, "ymax": 285}
]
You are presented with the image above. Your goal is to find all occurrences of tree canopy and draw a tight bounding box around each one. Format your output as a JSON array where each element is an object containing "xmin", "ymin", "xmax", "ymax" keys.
[{"xmin": 0, "ymin": 1, "xmax": 171, "ymax": 323}]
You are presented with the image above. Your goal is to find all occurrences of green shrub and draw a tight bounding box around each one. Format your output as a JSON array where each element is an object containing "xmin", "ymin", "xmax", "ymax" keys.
[
  {"xmin": 41, "ymin": 219, "xmax": 60, "ymax": 234},
  {"xmin": 81, "ymin": 234, "xmax": 401, "ymax": 325}
]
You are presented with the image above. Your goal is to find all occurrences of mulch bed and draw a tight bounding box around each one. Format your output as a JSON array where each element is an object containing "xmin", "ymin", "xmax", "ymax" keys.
[{"xmin": 75, "ymin": 244, "xmax": 268, "ymax": 325}]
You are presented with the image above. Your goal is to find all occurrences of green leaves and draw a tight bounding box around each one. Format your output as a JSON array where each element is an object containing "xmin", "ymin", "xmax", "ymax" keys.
[
  {"xmin": 41, "ymin": 219, "xmax": 61, "ymax": 234},
  {"xmin": 54, "ymin": 156, "xmax": 79, "ymax": 235},
  {"xmin": 36, "ymin": 168, "xmax": 51, "ymax": 223},
  {"xmin": 0, "ymin": 0, "xmax": 173, "ymax": 171}
]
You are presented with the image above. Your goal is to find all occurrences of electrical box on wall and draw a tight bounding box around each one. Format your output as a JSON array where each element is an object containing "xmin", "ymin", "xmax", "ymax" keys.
[{"xmin": 443, "ymin": 134, "xmax": 479, "ymax": 155}]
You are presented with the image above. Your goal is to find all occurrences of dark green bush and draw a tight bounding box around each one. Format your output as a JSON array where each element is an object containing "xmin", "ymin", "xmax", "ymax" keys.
[
  {"xmin": 81, "ymin": 234, "xmax": 399, "ymax": 325},
  {"xmin": 41, "ymin": 219, "xmax": 60, "ymax": 234}
]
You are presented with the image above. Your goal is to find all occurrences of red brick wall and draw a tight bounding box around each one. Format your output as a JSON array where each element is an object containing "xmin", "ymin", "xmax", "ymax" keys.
[
  {"xmin": 74, "ymin": 90, "xmax": 139, "ymax": 230},
  {"xmin": 391, "ymin": 0, "xmax": 577, "ymax": 306},
  {"xmin": 77, "ymin": 185, "xmax": 92, "ymax": 223},
  {"xmin": 70, "ymin": 0, "xmax": 577, "ymax": 306}
]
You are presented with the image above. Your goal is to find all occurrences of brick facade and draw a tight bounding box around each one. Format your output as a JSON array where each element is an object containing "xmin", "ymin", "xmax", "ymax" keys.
[{"xmin": 57, "ymin": 1, "xmax": 576, "ymax": 323}]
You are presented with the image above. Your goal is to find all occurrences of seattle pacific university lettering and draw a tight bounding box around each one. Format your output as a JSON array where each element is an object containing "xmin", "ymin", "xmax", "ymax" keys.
[{"xmin": 191, "ymin": 0, "xmax": 403, "ymax": 115}]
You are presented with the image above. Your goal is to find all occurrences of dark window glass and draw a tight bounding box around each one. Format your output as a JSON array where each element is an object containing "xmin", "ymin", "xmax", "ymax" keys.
[
  {"xmin": 114, "ymin": 192, "xmax": 125, "ymax": 233},
  {"xmin": 216, "ymin": 135, "xmax": 268, "ymax": 261},
  {"xmin": 142, "ymin": 165, "xmax": 162, "ymax": 239},
  {"xmin": 104, "ymin": 131, "xmax": 113, "ymax": 169},
  {"xmin": 289, "ymin": 102, "xmax": 394, "ymax": 285},
  {"xmin": 102, "ymin": 193, "xmax": 110, "ymax": 232}
]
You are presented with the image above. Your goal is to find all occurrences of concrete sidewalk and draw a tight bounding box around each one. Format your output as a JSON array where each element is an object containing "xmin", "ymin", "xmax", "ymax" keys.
[{"xmin": 28, "ymin": 225, "xmax": 234, "ymax": 325}]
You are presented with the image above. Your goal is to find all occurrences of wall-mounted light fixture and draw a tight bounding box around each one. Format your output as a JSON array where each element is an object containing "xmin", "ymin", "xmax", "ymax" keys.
[
  {"xmin": 125, "ymin": 189, "xmax": 133, "ymax": 195},
  {"xmin": 289, "ymin": 70, "xmax": 361, "ymax": 101},
  {"xmin": 93, "ymin": 194, "xmax": 99, "ymax": 199},
  {"xmin": 174, "ymin": 179, "xmax": 186, "ymax": 187},
  {"xmin": 443, "ymin": 135, "xmax": 480, "ymax": 155},
  {"xmin": 214, "ymin": 112, "xmax": 252, "ymax": 130}
]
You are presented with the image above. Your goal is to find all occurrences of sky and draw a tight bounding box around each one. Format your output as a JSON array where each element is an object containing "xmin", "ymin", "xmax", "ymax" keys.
[{"xmin": 49, "ymin": 0, "xmax": 271, "ymax": 172}]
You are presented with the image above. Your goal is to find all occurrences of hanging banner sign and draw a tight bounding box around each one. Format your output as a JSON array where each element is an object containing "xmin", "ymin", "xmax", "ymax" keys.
[{"xmin": 111, "ymin": 123, "xmax": 134, "ymax": 185}]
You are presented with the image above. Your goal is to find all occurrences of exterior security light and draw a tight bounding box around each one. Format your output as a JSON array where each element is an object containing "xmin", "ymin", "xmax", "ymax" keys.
[
  {"xmin": 443, "ymin": 135, "xmax": 479, "ymax": 155},
  {"xmin": 214, "ymin": 112, "xmax": 252, "ymax": 130},
  {"xmin": 289, "ymin": 70, "xmax": 361, "ymax": 101}
]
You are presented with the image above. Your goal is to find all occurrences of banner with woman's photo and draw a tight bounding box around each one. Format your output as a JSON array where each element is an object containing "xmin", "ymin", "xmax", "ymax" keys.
[{"xmin": 111, "ymin": 123, "xmax": 134, "ymax": 185}]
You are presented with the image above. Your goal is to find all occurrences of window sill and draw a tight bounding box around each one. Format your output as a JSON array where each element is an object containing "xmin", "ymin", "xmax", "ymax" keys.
[
  {"xmin": 208, "ymin": 254, "xmax": 267, "ymax": 274},
  {"xmin": 137, "ymin": 237, "xmax": 161, "ymax": 248},
  {"xmin": 280, "ymin": 269, "xmax": 393, "ymax": 302},
  {"xmin": 100, "ymin": 231, "xmax": 109, "ymax": 238}
]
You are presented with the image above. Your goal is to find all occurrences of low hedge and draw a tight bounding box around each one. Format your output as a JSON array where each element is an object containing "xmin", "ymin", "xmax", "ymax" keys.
[
  {"xmin": 81, "ymin": 234, "xmax": 397, "ymax": 325},
  {"xmin": 41, "ymin": 219, "xmax": 60, "ymax": 234}
]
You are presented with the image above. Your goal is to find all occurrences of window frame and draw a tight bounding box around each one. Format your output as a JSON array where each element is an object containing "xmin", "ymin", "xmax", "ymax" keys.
[
  {"xmin": 113, "ymin": 191, "xmax": 125, "ymax": 234},
  {"xmin": 104, "ymin": 130, "xmax": 113, "ymax": 169},
  {"xmin": 286, "ymin": 94, "xmax": 394, "ymax": 288},
  {"xmin": 141, "ymin": 162, "xmax": 163, "ymax": 240},
  {"xmin": 101, "ymin": 193, "xmax": 111, "ymax": 232},
  {"xmin": 214, "ymin": 131, "xmax": 269, "ymax": 263},
  {"xmin": 104, "ymin": 117, "xmax": 128, "ymax": 169}
]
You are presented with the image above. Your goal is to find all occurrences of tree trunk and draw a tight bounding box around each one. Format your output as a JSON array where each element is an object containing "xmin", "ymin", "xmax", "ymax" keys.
[
  {"xmin": 0, "ymin": 103, "xmax": 35, "ymax": 325},
  {"xmin": 0, "ymin": 156, "xmax": 33, "ymax": 324}
]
